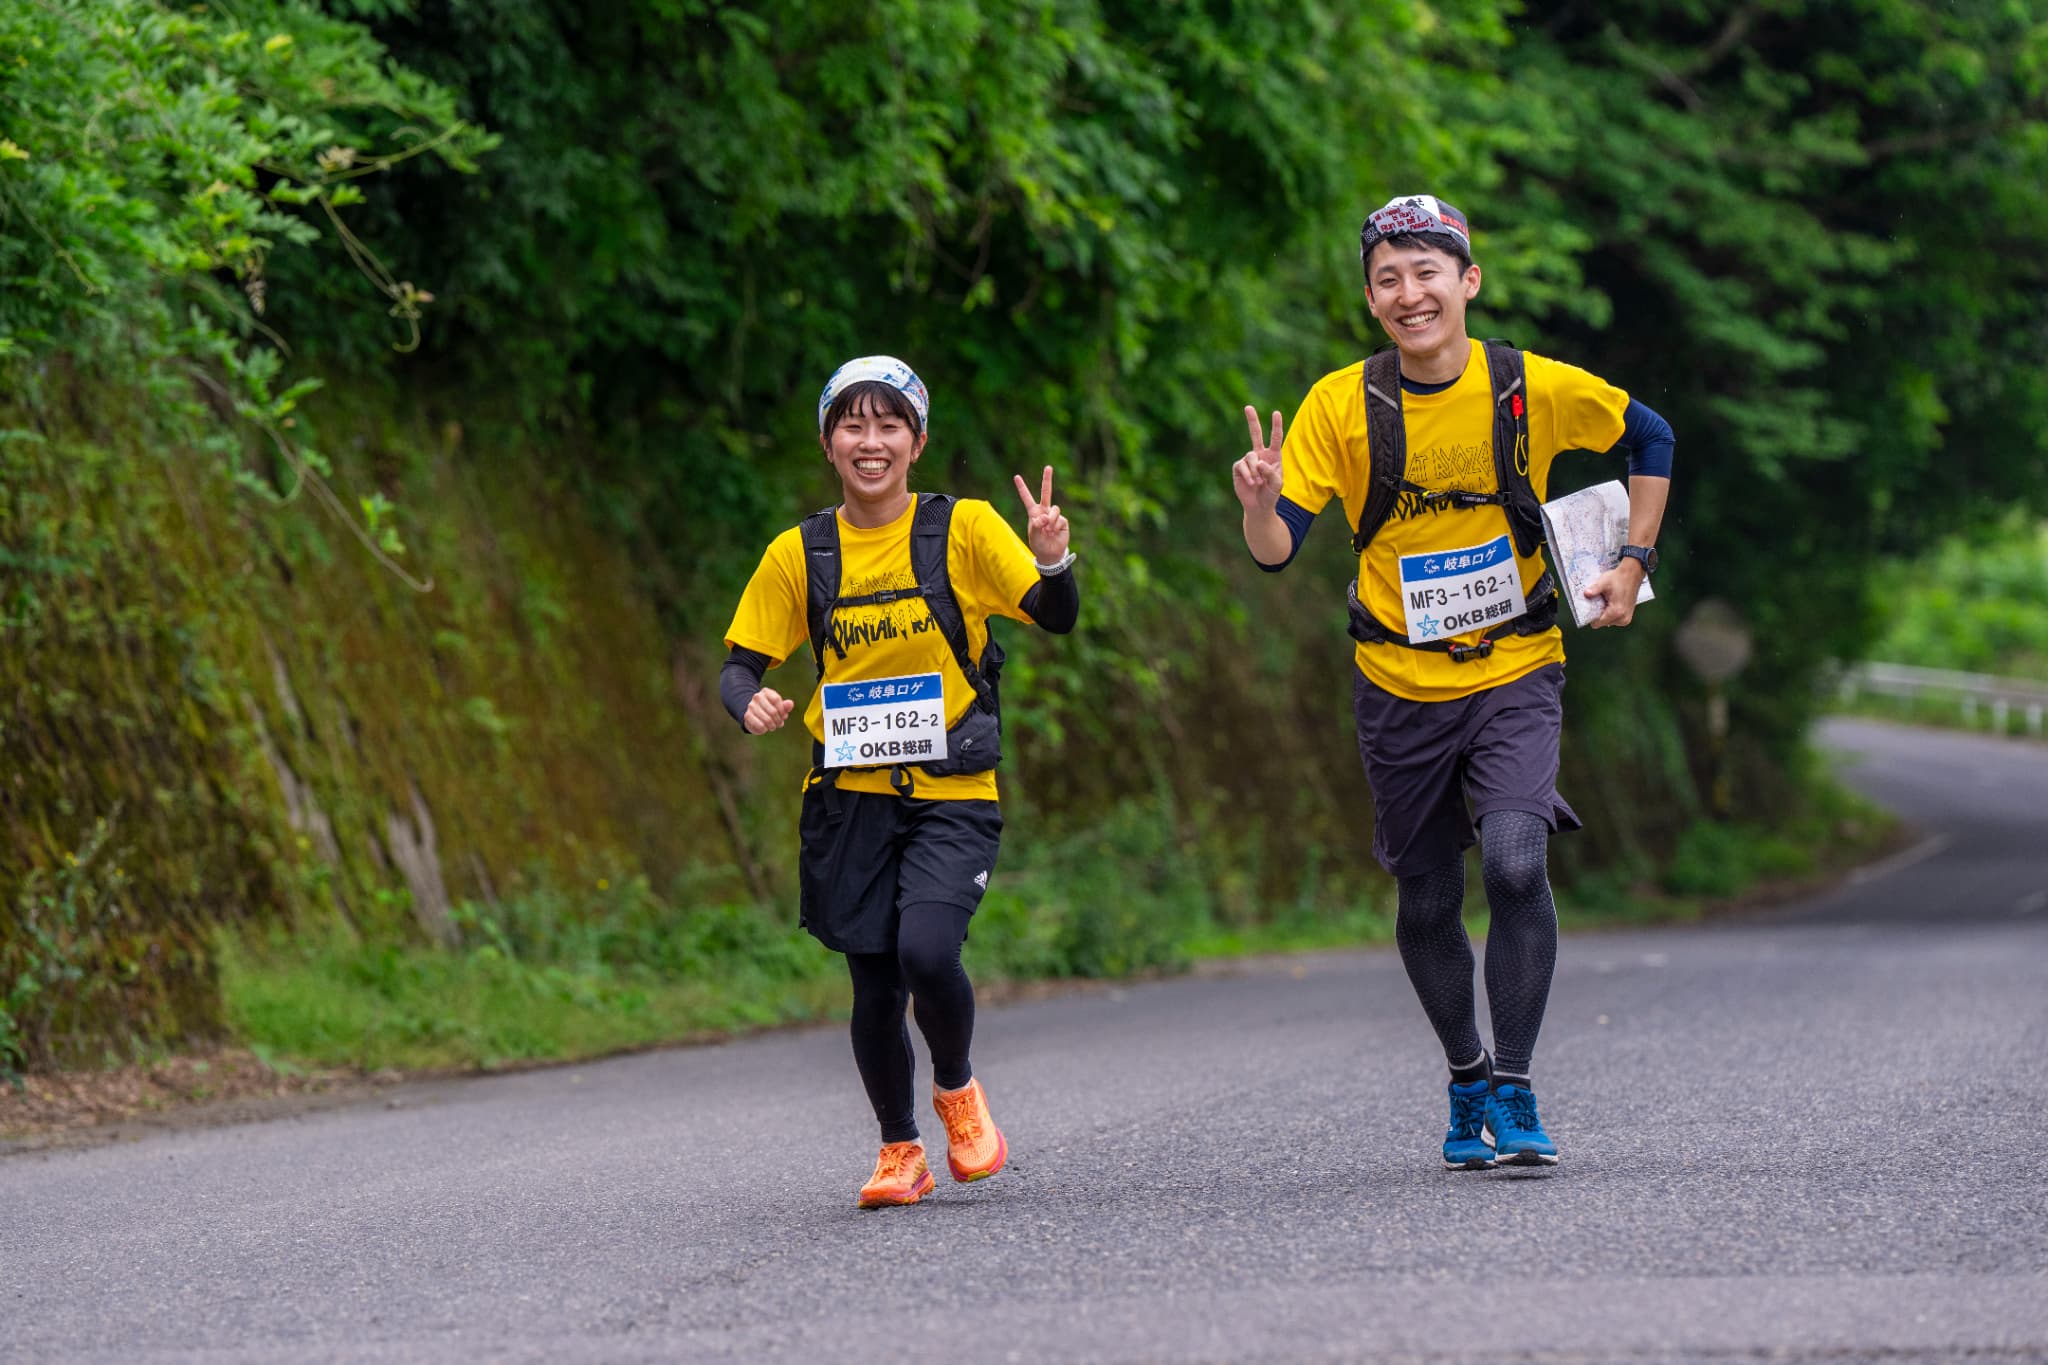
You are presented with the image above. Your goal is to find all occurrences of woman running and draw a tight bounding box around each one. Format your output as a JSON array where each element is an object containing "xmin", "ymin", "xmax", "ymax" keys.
[{"xmin": 720, "ymin": 355, "xmax": 1079, "ymax": 1207}]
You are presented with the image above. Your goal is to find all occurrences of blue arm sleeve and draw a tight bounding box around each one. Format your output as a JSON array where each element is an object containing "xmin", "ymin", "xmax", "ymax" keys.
[
  {"xmin": 1612, "ymin": 399, "xmax": 1674, "ymax": 479},
  {"xmin": 1253, "ymin": 496, "xmax": 1316, "ymax": 573}
]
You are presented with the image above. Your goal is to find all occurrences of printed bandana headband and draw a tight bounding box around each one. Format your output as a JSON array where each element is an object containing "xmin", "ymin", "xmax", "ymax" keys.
[
  {"xmin": 817, "ymin": 355, "xmax": 930, "ymax": 435},
  {"xmin": 1358, "ymin": 195, "xmax": 1472, "ymax": 267}
]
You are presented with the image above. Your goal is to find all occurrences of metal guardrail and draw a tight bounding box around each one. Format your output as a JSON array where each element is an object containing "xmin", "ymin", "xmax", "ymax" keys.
[{"xmin": 1836, "ymin": 661, "xmax": 2048, "ymax": 738}]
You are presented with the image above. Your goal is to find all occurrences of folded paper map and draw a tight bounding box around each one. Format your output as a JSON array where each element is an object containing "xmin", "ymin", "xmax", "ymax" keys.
[{"xmin": 1539, "ymin": 480, "xmax": 1654, "ymax": 628}]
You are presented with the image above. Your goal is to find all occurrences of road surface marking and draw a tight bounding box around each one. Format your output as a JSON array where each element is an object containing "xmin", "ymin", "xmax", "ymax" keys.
[{"xmin": 1848, "ymin": 833, "xmax": 1953, "ymax": 887}]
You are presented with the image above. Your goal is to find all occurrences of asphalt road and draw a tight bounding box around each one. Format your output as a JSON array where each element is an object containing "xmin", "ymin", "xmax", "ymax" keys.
[{"xmin": 5, "ymin": 717, "xmax": 2045, "ymax": 1364}]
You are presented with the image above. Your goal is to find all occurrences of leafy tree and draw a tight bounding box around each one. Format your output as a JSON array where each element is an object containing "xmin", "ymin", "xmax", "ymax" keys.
[
  {"xmin": 0, "ymin": 0, "xmax": 487, "ymax": 550},
  {"xmin": 1467, "ymin": 0, "xmax": 2048, "ymax": 746}
]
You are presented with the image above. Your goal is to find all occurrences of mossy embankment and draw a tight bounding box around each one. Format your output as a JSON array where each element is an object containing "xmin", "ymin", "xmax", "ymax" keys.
[{"xmin": 2, "ymin": 381, "xmax": 794, "ymax": 1074}]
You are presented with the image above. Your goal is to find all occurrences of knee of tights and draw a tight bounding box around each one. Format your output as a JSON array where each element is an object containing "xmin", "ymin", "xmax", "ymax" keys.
[
  {"xmin": 1396, "ymin": 862, "xmax": 1466, "ymax": 922},
  {"xmin": 851, "ymin": 986, "xmax": 909, "ymax": 1023},
  {"xmin": 896, "ymin": 940, "xmax": 964, "ymax": 992},
  {"xmin": 1482, "ymin": 855, "xmax": 1540, "ymax": 908}
]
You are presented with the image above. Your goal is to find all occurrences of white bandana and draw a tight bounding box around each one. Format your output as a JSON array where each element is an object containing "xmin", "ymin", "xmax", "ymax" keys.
[{"xmin": 816, "ymin": 355, "xmax": 930, "ymax": 435}]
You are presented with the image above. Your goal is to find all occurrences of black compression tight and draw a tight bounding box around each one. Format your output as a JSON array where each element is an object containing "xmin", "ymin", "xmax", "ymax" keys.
[
  {"xmin": 844, "ymin": 902, "xmax": 977, "ymax": 1144},
  {"xmin": 1394, "ymin": 809, "xmax": 1559, "ymax": 1081}
]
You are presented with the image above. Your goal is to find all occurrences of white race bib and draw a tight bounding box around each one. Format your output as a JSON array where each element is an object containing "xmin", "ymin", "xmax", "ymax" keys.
[
  {"xmin": 1398, "ymin": 534, "xmax": 1526, "ymax": 643},
  {"xmin": 820, "ymin": 672, "xmax": 948, "ymax": 768}
]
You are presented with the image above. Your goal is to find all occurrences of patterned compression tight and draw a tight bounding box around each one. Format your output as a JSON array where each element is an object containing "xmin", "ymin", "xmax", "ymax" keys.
[
  {"xmin": 1393, "ymin": 809, "xmax": 1558, "ymax": 1080},
  {"xmin": 844, "ymin": 901, "xmax": 977, "ymax": 1144}
]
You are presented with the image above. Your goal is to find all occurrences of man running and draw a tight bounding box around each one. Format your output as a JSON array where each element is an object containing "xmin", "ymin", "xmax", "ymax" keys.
[{"xmin": 1233, "ymin": 195, "xmax": 1673, "ymax": 1168}]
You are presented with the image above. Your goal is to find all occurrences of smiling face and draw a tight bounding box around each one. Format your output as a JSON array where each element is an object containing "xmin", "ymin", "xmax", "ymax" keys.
[
  {"xmin": 820, "ymin": 384, "xmax": 926, "ymax": 519},
  {"xmin": 1365, "ymin": 236, "xmax": 1482, "ymax": 367}
]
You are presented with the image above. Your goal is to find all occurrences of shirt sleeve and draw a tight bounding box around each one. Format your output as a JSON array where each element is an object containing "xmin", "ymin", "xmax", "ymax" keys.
[
  {"xmin": 722, "ymin": 530, "xmax": 809, "ymax": 665},
  {"xmin": 1279, "ymin": 378, "xmax": 1347, "ymax": 519},
  {"xmin": 956, "ymin": 499, "xmax": 1043, "ymax": 625},
  {"xmin": 1529, "ymin": 354, "xmax": 1630, "ymax": 458}
]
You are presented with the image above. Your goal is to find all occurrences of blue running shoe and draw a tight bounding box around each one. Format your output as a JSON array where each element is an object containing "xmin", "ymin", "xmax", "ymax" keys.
[
  {"xmin": 1442, "ymin": 1079, "xmax": 1496, "ymax": 1170},
  {"xmin": 1485, "ymin": 1082, "xmax": 1559, "ymax": 1166}
]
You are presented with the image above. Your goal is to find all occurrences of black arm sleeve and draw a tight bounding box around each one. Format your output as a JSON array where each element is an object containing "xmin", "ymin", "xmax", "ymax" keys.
[
  {"xmin": 1019, "ymin": 565, "xmax": 1079, "ymax": 634},
  {"xmin": 719, "ymin": 646, "xmax": 772, "ymax": 729}
]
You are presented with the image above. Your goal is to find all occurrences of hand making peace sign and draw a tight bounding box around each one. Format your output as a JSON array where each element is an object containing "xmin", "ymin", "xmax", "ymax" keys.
[
  {"xmin": 1013, "ymin": 464, "xmax": 1071, "ymax": 563},
  {"xmin": 1232, "ymin": 407, "xmax": 1286, "ymax": 514}
]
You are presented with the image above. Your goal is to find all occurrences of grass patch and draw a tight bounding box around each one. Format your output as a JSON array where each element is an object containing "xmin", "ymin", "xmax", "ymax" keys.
[{"xmin": 220, "ymin": 890, "xmax": 843, "ymax": 1073}]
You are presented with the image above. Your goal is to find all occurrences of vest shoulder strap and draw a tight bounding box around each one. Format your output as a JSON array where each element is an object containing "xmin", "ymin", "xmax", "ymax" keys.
[
  {"xmin": 909, "ymin": 494, "xmax": 997, "ymax": 714},
  {"xmin": 799, "ymin": 505, "xmax": 841, "ymax": 671},
  {"xmin": 1353, "ymin": 348, "xmax": 1407, "ymax": 553},
  {"xmin": 1480, "ymin": 340, "xmax": 1543, "ymax": 557}
]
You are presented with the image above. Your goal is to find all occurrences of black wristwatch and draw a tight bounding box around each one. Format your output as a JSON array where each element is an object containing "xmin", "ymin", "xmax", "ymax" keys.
[{"xmin": 1619, "ymin": 544, "xmax": 1660, "ymax": 575}]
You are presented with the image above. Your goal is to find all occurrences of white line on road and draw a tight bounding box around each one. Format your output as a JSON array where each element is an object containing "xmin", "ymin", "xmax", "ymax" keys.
[
  {"xmin": 2016, "ymin": 889, "xmax": 2047, "ymax": 916},
  {"xmin": 1848, "ymin": 833, "xmax": 1954, "ymax": 887}
]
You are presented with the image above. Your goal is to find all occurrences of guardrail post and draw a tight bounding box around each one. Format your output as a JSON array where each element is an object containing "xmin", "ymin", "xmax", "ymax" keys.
[
  {"xmin": 2029, "ymin": 704, "xmax": 2043, "ymax": 738},
  {"xmin": 1993, "ymin": 699, "xmax": 2011, "ymax": 734}
]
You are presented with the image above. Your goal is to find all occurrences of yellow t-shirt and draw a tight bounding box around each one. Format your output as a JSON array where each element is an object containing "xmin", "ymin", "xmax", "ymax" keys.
[
  {"xmin": 1283, "ymin": 339, "xmax": 1630, "ymax": 702},
  {"xmin": 723, "ymin": 496, "xmax": 1043, "ymax": 800}
]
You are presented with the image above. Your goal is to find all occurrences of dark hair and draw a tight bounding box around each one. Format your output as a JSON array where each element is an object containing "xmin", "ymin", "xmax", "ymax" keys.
[
  {"xmin": 1363, "ymin": 232, "xmax": 1472, "ymax": 286},
  {"xmin": 821, "ymin": 380, "xmax": 923, "ymax": 437}
]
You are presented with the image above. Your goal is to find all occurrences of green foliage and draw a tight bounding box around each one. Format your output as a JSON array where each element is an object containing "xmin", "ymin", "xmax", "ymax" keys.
[
  {"xmin": 1868, "ymin": 518, "xmax": 2048, "ymax": 679},
  {"xmin": 0, "ymin": 814, "xmax": 130, "ymax": 1081},
  {"xmin": 0, "ymin": 0, "xmax": 487, "ymax": 552},
  {"xmin": 1657, "ymin": 759, "xmax": 1890, "ymax": 900},
  {"xmin": 1661, "ymin": 821, "xmax": 1812, "ymax": 900},
  {"xmin": 970, "ymin": 796, "xmax": 1218, "ymax": 981},
  {"xmin": 305, "ymin": 0, "xmax": 1507, "ymax": 639}
]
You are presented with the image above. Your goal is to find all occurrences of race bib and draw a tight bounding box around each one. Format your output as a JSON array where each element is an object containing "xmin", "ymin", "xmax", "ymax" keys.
[
  {"xmin": 820, "ymin": 672, "xmax": 948, "ymax": 768},
  {"xmin": 1398, "ymin": 534, "xmax": 1526, "ymax": 643}
]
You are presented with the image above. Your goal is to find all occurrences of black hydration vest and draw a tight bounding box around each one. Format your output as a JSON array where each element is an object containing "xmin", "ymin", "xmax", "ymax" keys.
[
  {"xmin": 1344, "ymin": 341, "xmax": 1560, "ymax": 664},
  {"xmin": 799, "ymin": 493, "xmax": 1004, "ymax": 785}
]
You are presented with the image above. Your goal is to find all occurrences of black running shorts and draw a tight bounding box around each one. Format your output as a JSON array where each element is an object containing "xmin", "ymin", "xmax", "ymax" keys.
[
  {"xmin": 1351, "ymin": 662, "xmax": 1582, "ymax": 877},
  {"xmin": 796, "ymin": 784, "xmax": 1003, "ymax": 955}
]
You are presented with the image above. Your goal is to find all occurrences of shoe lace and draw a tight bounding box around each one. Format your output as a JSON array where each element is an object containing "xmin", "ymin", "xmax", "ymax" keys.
[
  {"xmin": 1449, "ymin": 1089, "xmax": 1488, "ymax": 1138},
  {"xmin": 935, "ymin": 1087, "xmax": 984, "ymax": 1143},
  {"xmin": 1497, "ymin": 1088, "xmax": 1541, "ymax": 1133},
  {"xmin": 874, "ymin": 1144, "xmax": 920, "ymax": 1181}
]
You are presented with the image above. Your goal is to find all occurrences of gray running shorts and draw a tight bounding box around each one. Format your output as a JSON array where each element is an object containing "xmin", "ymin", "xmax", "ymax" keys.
[{"xmin": 1351, "ymin": 662, "xmax": 1582, "ymax": 877}]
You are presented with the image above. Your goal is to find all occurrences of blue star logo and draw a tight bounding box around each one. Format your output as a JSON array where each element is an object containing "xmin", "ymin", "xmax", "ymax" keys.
[
  {"xmin": 1416, "ymin": 614, "xmax": 1441, "ymax": 639},
  {"xmin": 834, "ymin": 743, "xmax": 857, "ymax": 764}
]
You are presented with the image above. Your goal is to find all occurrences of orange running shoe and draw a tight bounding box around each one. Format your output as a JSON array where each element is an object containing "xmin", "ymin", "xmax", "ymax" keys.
[
  {"xmin": 857, "ymin": 1141, "xmax": 935, "ymax": 1209},
  {"xmin": 932, "ymin": 1077, "xmax": 1008, "ymax": 1183}
]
